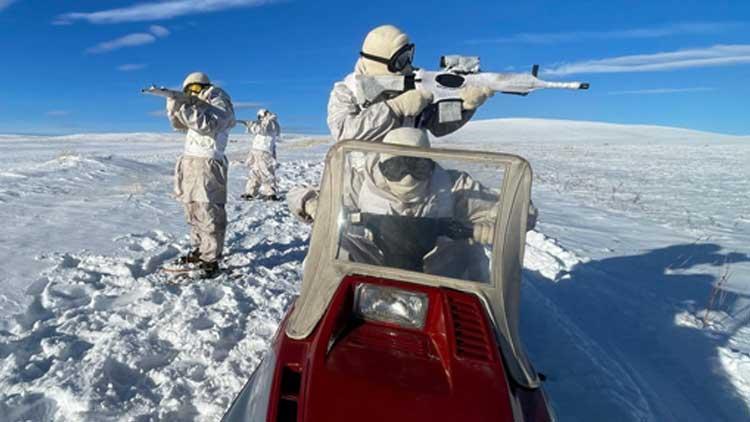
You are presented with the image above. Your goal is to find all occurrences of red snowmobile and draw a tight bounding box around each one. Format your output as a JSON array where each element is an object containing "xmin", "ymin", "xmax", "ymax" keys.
[{"xmin": 223, "ymin": 140, "xmax": 555, "ymax": 421}]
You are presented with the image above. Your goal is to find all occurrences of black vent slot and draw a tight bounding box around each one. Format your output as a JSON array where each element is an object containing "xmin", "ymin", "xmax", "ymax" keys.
[
  {"xmin": 447, "ymin": 293, "xmax": 493, "ymax": 362},
  {"xmin": 277, "ymin": 367, "xmax": 301, "ymax": 422}
]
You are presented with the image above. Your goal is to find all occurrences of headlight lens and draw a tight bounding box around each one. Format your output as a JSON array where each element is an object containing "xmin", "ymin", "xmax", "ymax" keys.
[{"xmin": 354, "ymin": 284, "xmax": 429, "ymax": 329}]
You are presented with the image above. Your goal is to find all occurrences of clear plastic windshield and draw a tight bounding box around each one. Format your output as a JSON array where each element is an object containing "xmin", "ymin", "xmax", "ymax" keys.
[{"xmin": 335, "ymin": 150, "xmax": 506, "ymax": 284}]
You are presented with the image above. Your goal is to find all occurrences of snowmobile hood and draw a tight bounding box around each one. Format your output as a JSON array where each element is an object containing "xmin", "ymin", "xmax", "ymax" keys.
[{"xmin": 286, "ymin": 140, "xmax": 538, "ymax": 388}]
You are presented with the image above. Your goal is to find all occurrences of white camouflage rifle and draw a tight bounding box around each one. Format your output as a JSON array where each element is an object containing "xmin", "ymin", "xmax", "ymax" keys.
[
  {"xmin": 351, "ymin": 55, "xmax": 589, "ymax": 123},
  {"xmin": 141, "ymin": 85, "xmax": 191, "ymax": 102}
]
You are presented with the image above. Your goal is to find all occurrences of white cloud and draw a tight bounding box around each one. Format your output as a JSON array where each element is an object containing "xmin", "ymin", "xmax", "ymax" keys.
[
  {"xmin": 234, "ymin": 101, "xmax": 265, "ymax": 109},
  {"xmin": 86, "ymin": 33, "xmax": 157, "ymax": 54},
  {"xmin": 148, "ymin": 109, "xmax": 167, "ymax": 117},
  {"xmin": 608, "ymin": 87, "xmax": 715, "ymax": 95},
  {"xmin": 467, "ymin": 22, "xmax": 744, "ymax": 45},
  {"xmin": 117, "ymin": 63, "xmax": 148, "ymax": 72},
  {"xmin": 0, "ymin": 0, "xmax": 17, "ymax": 12},
  {"xmin": 545, "ymin": 44, "xmax": 750, "ymax": 75},
  {"xmin": 56, "ymin": 0, "xmax": 276, "ymax": 25},
  {"xmin": 150, "ymin": 25, "xmax": 170, "ymax": 38},
  {"xmin": 46, "ymin": 110, "xmax": 71, "ymax": 117}
]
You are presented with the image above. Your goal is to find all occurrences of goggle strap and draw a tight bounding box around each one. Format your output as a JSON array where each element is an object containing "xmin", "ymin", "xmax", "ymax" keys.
[
  {"xmin": 359, "ymin": 51, "xmax": 391, "ymax": 65},
  {"xmin": 360, "ymin": 44, "xmax": 415, "ymax": 72}
]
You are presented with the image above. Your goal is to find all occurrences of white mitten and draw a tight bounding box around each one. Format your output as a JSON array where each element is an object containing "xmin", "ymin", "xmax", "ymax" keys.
[
  {"xmin": 386, "ymin": 89, "xmax": 434, "ymax": 117},
  {"xmin": 472, "ymin": 223, "xmax": 495, "ymax": 244},
  {"xmin": 460, "ymin": 86, "xmax": 494, "ymax": 110},
  {"xmin": 286, "ymin": 187, "xmax": 319, "ymax": 223},
  {"xmin": 527, "ymin": 200, "xmax": 538, "ymax": 231}
]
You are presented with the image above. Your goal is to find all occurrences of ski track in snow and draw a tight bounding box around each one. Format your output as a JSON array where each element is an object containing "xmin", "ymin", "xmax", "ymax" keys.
[{"xmin": 2, "ymin": 120, "xmax": 750, "ymax": 421}]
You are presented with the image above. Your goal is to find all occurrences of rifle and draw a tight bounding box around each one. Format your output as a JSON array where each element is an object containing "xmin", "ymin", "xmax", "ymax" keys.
[
  {"xmin": 141, "ymin": 85, "xmax": 190, "ymax": 102},
  {"xmin": 351, "ymin": 56, "xmax": 589, "ymax": 123}
]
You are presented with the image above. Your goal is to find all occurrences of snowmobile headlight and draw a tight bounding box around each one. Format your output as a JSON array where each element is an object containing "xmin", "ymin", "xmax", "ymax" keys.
[{"xmin": 354, "ymin": 284, "xmax": 428, "ymax": 329}]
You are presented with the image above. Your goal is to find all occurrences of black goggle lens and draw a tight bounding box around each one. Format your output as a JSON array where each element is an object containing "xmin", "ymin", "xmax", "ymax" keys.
[
  {"xmin": 379, "ymin": 156, "xmax": 434, "ymax": 182},
  {"xmin": 360, "ymin": 43, "xmax": 415, "ymax": 73},
  {"xmin": 389, "ymin": 44, "xmax": 415, "ymax": 72}
]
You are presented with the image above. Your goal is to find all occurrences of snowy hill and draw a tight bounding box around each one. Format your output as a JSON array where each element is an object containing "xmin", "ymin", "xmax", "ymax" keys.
[
  {"xmin": 1, "ymin": 119, "xmax": 749, "ymax": 421},
  {"xmin": 446, "ymin": 118, "xmax": 750, "ymax": 145}
]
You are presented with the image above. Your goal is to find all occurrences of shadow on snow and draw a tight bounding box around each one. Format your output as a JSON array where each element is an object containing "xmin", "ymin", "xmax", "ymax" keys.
[{"xmin": 523, "ymin": 243, "xmax": 750, "ymax": 422}]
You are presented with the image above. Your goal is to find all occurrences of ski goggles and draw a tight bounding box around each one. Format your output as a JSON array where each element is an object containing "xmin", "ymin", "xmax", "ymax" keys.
[
  {"xmin": 184, "ymin": 83, "xmax": 208, "ymax": 95},
  {"xmin": 360, "ymin": 43, "xmax": 415, "ymax": 73},
  {"xmin": 379, "ymin": 155, "xmax": 435, "ymax": 182}
]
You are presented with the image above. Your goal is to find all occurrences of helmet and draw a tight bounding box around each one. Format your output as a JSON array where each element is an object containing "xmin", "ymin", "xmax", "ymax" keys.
[
  {"xmin": 359, "ymin": 25, "xmax": 414, "ymax": 75},
  {"xmin": 182, "ymin": 72, "xmax": 211, "ymax": 90},
  {"xmin": 257, "ymin": 108, "xmax": 268, "ymax": 119}
]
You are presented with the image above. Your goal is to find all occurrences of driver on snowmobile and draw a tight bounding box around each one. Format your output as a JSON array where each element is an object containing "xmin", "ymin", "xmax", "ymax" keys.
[{"xmin": 291, "ymin": 127, "xmax": 499, "ymax": 279}]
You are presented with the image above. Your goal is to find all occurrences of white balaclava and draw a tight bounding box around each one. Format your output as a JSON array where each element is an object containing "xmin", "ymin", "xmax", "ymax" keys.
[
  {"xmin": 380, "ymin": 128, "xmax": 432, "ymax": 201},
  {"xmin": 356, "ymin": 25, "xmax": 412, "ymax": 76}
]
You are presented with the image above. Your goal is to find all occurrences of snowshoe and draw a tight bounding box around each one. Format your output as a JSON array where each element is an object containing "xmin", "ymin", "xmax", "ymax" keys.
[
  {"xmin": 162, "ymin": 260, "xmax": 221, "ymax": 283},
  {"xmin": 259, "ymin": 193, "xmax": 281, "ymax": 201},
  {"xmin": 196, "ymin": 260, "xmax": 221, "ymax": 279},
  {"xmin": 176, "ymin": 248, "xmax": 201, "ymax": 265},
  {"xmin": 162, "ymin": 249, "xmax": 201, "ymax": 272}
]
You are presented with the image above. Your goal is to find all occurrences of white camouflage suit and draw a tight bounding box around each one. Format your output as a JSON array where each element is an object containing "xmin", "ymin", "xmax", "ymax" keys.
[
  {"xmin": 244, "ymin": 114, "xmax": 281, "ymax": 197},
  {"xmin": 167, "ymin": 86, "xmax": 235, "ymax": 262},
  {"xmin": 327, "ymin": 59, "xmax": 475, "ymax": 143}
]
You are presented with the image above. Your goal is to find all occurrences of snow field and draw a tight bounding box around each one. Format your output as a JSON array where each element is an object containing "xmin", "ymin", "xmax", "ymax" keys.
[
  {"xmin": 1, "ymin": 119, "xmax": 749, "ymax": 421},
  {"xmin": 1, "ymin": 144, "xmax": 323, "ymax": 420}
]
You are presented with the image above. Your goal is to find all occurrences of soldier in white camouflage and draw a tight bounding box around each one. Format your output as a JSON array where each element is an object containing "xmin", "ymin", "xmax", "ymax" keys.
[{"xmin": 165, "ymin": 71, "xmax": 235, "ymax": 278}]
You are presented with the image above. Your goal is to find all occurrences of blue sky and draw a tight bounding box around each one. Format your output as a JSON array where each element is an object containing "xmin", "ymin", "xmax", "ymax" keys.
[{"xmin": 1, "ymin": 0, "xmax": 749, "ymax": 135}]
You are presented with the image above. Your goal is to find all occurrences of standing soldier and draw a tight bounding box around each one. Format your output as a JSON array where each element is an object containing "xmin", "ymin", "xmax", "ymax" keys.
[
  {"xmin": 238, "ymin": 109, "xmax": 281, "ymax": 201},
  {"xmin": 165, "ymin": 71, "xmax": 235, "ymax": 278},
  {"xmin": 327, "ymin": 24, "xmax": 493, "ymax": 142}
]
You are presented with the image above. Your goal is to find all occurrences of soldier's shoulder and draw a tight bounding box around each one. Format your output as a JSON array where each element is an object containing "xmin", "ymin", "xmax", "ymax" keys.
[{"xmin": 205, "ymin": 86, "xmax": 232, "ymax": 102}]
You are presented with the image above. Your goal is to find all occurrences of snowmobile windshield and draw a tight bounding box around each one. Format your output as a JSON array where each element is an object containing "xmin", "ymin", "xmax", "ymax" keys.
[{"xmin": 335, "ymin": 150, "xmax": 504, "ymax": 284}]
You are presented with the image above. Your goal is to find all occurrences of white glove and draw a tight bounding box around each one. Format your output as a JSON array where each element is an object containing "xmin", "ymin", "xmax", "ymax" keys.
[
  {"xmin": 472, "ymin": 223, "xmax": 495, "ymax": 244},
  {"xmin": 304, "ymin": 196, "xmax": 318, "ymax": 221},
  {"xmin": 461, "ymin": 86, "xmax": 494, "ymax": 110},
  {"xmin": 527, "ymin": 200, "xmax": 538, "ymax": 231},
  {"xmin": 386, "ymin": 89, "xmax": 434, "ymax": 117},
  {"xmin": 287, "ymin": 187, "xmax": 319, "ymax": 224},
  {"xmin": 250, "ymin": 121, "xmax": 261, "ymax": 134}
]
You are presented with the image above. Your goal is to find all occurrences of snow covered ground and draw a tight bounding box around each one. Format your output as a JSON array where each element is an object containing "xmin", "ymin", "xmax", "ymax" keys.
[{"xmin": 1, "ymin": 119, "xmax": 749, "ymax": 421}]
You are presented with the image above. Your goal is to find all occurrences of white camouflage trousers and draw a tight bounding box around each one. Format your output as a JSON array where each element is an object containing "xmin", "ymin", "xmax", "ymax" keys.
[
  {"xmin": 184, "ymin": 202, "xmax": 227, "ymax": 262},
  {"xmin": 245, "ymin": 149, "xmax": 277, "ymax": 196}
]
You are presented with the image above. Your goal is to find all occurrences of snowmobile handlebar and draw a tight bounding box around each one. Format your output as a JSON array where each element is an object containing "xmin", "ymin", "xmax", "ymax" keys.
[
  {"xmin": 350, "ymin": 212, "xmax": 474, "ymax": 240},
  {"xmin": 346, "ymin": 212, "xmax": 475, "ymax": 272}
]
